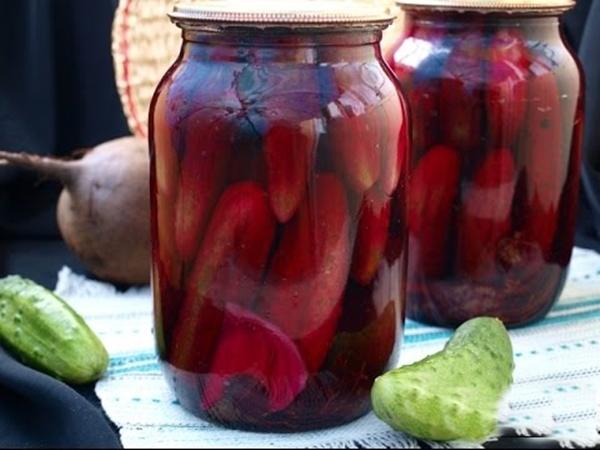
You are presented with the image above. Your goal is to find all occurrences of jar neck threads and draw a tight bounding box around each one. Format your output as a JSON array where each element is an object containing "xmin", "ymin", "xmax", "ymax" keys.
[{"xmin": 180, "ymin": 30, "xmax": 384, "ymax": 64}]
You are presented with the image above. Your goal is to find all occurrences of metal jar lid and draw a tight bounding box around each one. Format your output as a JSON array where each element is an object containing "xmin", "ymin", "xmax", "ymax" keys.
[
  {"xmin": 395, "ymin": 0, "xmax": 576, "ymax": 13},
  {"xmin": 169, "ymin": 0, "xmax": 396, "ymax": 29}
]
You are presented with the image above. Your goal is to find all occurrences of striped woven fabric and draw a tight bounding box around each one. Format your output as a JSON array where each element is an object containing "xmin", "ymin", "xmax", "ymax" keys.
[{"xmin": 54, "ymin": 248, "xmax": 600, "ymax": 448}]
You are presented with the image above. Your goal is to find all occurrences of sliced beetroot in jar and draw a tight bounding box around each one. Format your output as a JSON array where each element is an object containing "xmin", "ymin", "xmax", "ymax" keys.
[
  {"xmin": 408, "ymin": 145, "xmax": 461, "ymax": 278},
  {"xmin": 391, "ymin": 25, "xmax": 453, "ymax": 155},
  {"xmin": 554, "ymin": 100, "xmax": 584, "ymax": 266},
  {"xmin": 153, "ymin": 260, "xmax": 185, "ymax": 355},
  {"xmin": 384, "ymin": 183, "xmax": 407, "ymax": 265},
  {"xmin": 519, "ymin": 70, "xmax": 565, "ymax": 261},
  {"xmin": 408, "ymin": 85, "xmax": 440, "ymax": 156},
  {"xmin": 151, "ymin": 87, "xmax": 184, "ymax": 355},
  {"xmin": 203, "ymin": 303, "xmax": 308, "ymax": 413},
  {"xmin": 234, "ymin": 57, "xmax": 321, "ymax": 223},
  {"xmin": 328, "ymin": 110, "xmax": 381, "ymax": 193},
  {"xmin": 486, "ymin": 29, "xmax": 530, "ymax": 147},
  {"xmin": 439, "ymin": 31, "xmax": 485, "ymax": 154},
  {"xmin": 257, "ymin": 173, "xmax": 351, "ymax": 372},
  {"xmin": 326, "ymin": 63, "xmax": 390, "ymax": 193},
  {"xmin": 293, "ymin": 301, "xmax": 343, "ymax": 380},
  {"xmin": 328, "ymin": 261, "xmax": 399, "ymax": 380},
  {"xmin": 350, "ymin": 185, "xmax": 391, "ymax": 286},
  {"xmin": 168, "ymin": 55, "xmax": 245, "ymax": 266},
  {"xmin": 379, "ymin": 99, "xmax": 408, "ymax": 196},
  {"xmin": 174, "ymin": 112, "xmax": 233, "ymax": 264},
  {"xmin": 169, "ymin": 182, "xmax": 277, "ymax": 373},
  {"xmin": 152, "ymin": 88, "xmax": 183, "ymax": 286},
  {"xmin": 264, "ymin": 120, "xmax": 318, "ymax": 223},
  {"xmin": 152, "ymin": 263, "xmax": 174, "ymax": 357},
  {"xmin": 457, "ymin": 148, "xmax": 517, "ymax": 279},
  {"xmin": 151, "ymin": 87, "xmax": 184, "ymax": 347},
  {"xmin": 327, "ymin": 300, "xmax": 397, "ymax": 381}
]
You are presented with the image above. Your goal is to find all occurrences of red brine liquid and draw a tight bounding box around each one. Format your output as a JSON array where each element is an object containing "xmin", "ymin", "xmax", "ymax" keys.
[
  {"xmin": 386, "ymin": 11, "xmax": 584, "ymax": 327},
  {"xmin": 150, "ymin": 29, "xmax": 409, "ymax": 431}
]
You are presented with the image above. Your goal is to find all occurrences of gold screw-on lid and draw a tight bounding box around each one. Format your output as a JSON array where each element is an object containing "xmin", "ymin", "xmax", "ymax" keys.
[
  {"xmin": 170, "ymin": 0, "xmax": 395, "ymax": 28},
  {"xmin": 396, "ymin": 0, "xmax": 575, "ymax": 12}
]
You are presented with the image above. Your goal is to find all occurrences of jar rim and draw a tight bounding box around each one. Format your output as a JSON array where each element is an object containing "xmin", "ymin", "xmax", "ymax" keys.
[
  {"xmin": 169, "ymin": 1, "xmax": 395, "ymax": 30},
  {"xmin": 395, "ymin": 0, "xmax": 575, "ymax": 13}
]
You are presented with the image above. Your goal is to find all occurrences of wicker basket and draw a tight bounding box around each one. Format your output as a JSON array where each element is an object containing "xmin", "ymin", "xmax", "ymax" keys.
[{"xmin": 112, "ymin": 0, "xmax": 403, "ymax": 137}]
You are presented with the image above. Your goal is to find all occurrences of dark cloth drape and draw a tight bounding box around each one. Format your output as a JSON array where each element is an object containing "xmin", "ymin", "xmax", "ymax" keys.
[
  {"xmin": 0, "ymin": 0, "xmax": 129, "ymax": 240},
  {"xmin": 565, "ymin": 0, "xmax": 600, "ymax": 253},
  {"xmin": 0, "ymin": 347, "xmax": 121, "ymax": 448}
]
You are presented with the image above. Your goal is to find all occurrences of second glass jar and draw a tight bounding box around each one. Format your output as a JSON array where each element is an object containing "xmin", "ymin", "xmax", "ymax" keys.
[{"xmin": 386, "ymin": 1, "xmax": 584, "ymax": 327}]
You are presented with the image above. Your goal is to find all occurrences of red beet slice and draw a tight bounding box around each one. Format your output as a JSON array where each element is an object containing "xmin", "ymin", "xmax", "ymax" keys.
[
  {"xmin": 151, "ymin": 87, "xmax": 183, "ymax": 288},
  {"xmin": 407, "ymin": 145, "xmax": 461, "ymax": 278},
  {"xmin": 486, "ymin": 29, "xmax": 530, "ymax": 147},
  {"xmin": 379, "ymin": 99, "xmax": 408, "ymax": 196},
  {"xmin": 439, "ymin": 31, "xmax": 485, "ymax": 153},
  {"xmin": 457, "ymin": 148, "xmax": 517, "ymax": 278},
  {"xmin": 257, "ymin": 173, "xmax": 351, "ymax": 372},
  {"xmin": 151, "ymin": 88, "xmax": 185, "ymax": 353},
  {"xmin": 520, "ymin": 70, "xmax": 565, "ymax": 260},
  {"xmin": 327, "ymin": 63, "xmax": 386, "ymax": 193},
  {"xmin": 350, "ymin": 185, "xmax": 391, "ymax": 286},
  {"xmin": 169, "ymin": 182, "xmax": 277, "ymax": 372},
  {"xmin": 328, "ymin": 259, "xmax": 399, "ymax": 380},
  {"xmin": 203, "ymin": 303, "xmax": 308, "ymax": 413},
  {"xmin": 328, "ymin": 110, "xmax": 381, "ymax": 193},
  {"xmin": 406, "ymin": 85, "xmax": 441, "ymax": 155},
  {"xmin": 174, "ymin": 111, "xmax": 233, "ymax": 264},
  {"xmin": 389, "ymin": 24, "xmax": 449, "ymax": 156},
  {"xmin": 555, "ymin": 102, "xmax": 584, "ymax": 266},
  {"xmin": 264, "ymin": 120, "xmax": 317, "ymax": 223}
]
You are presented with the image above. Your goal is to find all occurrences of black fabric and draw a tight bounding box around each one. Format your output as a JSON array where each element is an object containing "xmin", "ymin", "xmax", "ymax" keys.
[
  {"xmin": 0, "ymin": 0, "xmax": 129, "ymax": 240},
  {"xmin": 567, "ymin": 0, "xmax": 600, "ymax": 253},
  {"xmin": 0, "ymin": 347, "xmax": 120, "ymax": 449},
  {"xmin": 562, "ymin": 0, "xmax": 592, "ymax": 53}
]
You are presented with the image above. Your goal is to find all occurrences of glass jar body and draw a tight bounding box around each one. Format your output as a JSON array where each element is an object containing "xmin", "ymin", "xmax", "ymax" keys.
[
  {"xmin": 150, "ymin": 28, "xmax": 409, "ymax": 431},
  {"xmin": 386, "ymin": 10, "xmax": 584, "ymax": 327}
]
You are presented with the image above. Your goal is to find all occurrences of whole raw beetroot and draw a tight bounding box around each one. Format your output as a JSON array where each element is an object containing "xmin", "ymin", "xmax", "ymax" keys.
[{"xmin": 0, "ymin": 137, "xmax": 150, "ymax": 284}]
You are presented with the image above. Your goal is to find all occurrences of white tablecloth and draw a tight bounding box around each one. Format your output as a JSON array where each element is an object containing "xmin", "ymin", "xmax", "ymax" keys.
[{"xmin": 55, "ymin": 248, "xmax": 600, "ymax": 448}]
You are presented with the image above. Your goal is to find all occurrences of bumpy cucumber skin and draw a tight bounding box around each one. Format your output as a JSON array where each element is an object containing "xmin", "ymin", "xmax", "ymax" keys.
[
  {"xmin": 372, "ymin": 317, "xmax": 514, "ymax": 443},
  {"xmin": 0, "ymin": 276, "xmax": 108, "ymax": 384}
]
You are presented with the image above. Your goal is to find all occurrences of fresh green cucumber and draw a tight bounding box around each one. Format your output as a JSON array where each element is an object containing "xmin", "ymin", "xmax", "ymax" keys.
[
  {"xmin": 0, "ymin": 275, "xmax": 108, "ymax": 384},
  {"xmin": 372, "ymin": 317, "xmax": 514, "ymax": 443}
]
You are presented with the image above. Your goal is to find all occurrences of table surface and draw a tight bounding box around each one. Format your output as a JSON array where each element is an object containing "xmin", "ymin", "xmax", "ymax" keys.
[{"xmin": 1, "ymin": 238, "xmax": 598, "ymax": 450}]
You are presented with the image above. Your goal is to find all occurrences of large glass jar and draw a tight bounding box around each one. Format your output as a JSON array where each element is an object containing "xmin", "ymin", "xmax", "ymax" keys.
[
  {"xmin": 149, "ymin": 1, "xmax": 409, "ymax": 432},
  {"xmin": 385, "ymin": 0, "xmax": 584, "ymax": 327}
]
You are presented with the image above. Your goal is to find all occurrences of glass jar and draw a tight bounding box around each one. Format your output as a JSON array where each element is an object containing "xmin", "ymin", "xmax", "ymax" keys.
[
  {"xmin": 385, "ymin": 0, "xmax": 584, "ymax": 327},
  {"xmin": 149, "ymin": 1, "xmax": 409, "ymax": 432}
]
